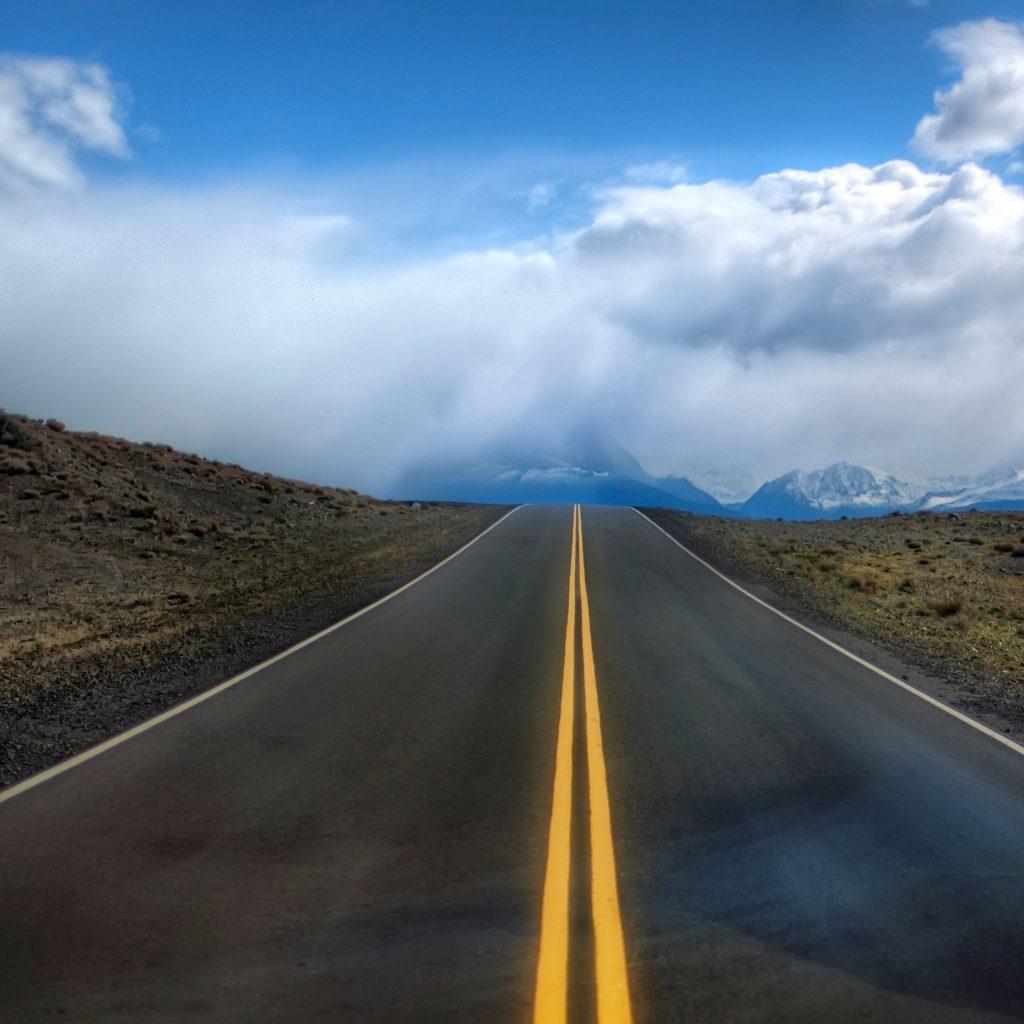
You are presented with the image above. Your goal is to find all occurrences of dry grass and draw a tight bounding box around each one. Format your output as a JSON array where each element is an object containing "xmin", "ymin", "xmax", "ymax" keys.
[{"xmin": 0, "ymin": 410, "xmax": 504, "ymax": 782}]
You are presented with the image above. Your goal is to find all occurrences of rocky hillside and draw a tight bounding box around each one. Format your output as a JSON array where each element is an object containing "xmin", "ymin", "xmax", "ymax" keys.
[{"xmin": 0, "ymin": 411, "xmax": 505, "ymax": 784}]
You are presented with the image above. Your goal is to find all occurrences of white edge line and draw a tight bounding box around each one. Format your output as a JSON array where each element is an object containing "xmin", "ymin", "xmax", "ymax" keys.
[
  {"xmin": 0, "ymin": 504, "xmax": 525, "ymax": 807},
  {"xmin": 632, "ymin": 507, "xmax": 1024, "ymax": 760}
]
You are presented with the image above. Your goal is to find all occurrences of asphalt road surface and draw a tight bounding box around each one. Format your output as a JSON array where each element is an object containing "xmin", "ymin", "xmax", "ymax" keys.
[{"xmin": 4, "ymin": 504, "xmax": 1024, "ymax": 1023}]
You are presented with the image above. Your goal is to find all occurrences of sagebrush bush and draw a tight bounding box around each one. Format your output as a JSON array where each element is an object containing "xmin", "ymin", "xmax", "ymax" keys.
[
  {"xmin": 930, "ymin": 594, "xmax": 964, "ymax": 618},
  {"xmin": 846, "ymin": 571, "xmax": 881, "ymax": 594}
]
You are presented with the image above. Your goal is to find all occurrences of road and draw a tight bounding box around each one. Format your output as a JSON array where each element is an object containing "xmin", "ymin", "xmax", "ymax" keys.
[{"xmin": 3, "ymin": 504, "xmax": 1024, "ymax": 1022}]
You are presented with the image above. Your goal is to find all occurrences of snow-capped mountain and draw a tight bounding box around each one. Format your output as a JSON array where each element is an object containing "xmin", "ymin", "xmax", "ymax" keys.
[
  {"xmin": 740, "ymin": 461, "xmax": 1024, "ymax": 519},
  {"xmin": 393, "ymin": 443, "xmax": 1024, "ymax": 519},
  {"xmin": 920, "ymin": 465, "xmax": 1024, "ymax": 512},
  {"xmin": 672, "ymin": 467, "xmax": 761, "ymax": 506},
  {"xmin": 740, "ymin": 462, "xmax": 947, "ymax": 520}
]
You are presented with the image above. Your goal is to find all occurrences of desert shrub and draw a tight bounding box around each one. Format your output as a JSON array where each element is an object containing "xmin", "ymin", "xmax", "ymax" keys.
[
  {"xmin": 846, "ymin": 571, "xmax": 881, "ymax": 594},
  {"xmin": 0, "ymin": 452, "xmax": 29, "ymax": 475},
  {"xmin": 994, "ymin": 542, "xmax": 1016, "ymax": 553},
  {"xmin": 930, "ymin": 594, "xmax": 964, "ymax": 618},
  {"xmin": 156, "ymin": 513, "xmax": 182, "ymax": 536}
]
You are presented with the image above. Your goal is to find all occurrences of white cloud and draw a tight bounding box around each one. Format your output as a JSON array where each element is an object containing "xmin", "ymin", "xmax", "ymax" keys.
[
  {"xmin": 2, "ymin": 158, "xmax": 1024, "ymax": 491},
  {"xmin": 623, "ymin": 159, "xmax": 687, "ymax": 185},
  {"xmin": 525, "ymin": 181, "xmax": 557, "ymax": 213},
  {"xmin": 3, "ymin": 39, "xmax": 1024, "ymax": 492},
  {"xmin": 912, "ymin": 19, "xmax": 1024, "ymax": 162},
  {"xmin": 0, "ymin": 55, "xmax": 128, "ymax": 192}
]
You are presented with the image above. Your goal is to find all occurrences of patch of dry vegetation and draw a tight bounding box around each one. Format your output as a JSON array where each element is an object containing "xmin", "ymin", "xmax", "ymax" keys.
[
  {"xmin": 0, "ymin": 410, "xmax": 505, "ymax": 783},
  {"xmin": 646, "ymin": 507, "xmax": 1024, "ymax": 725}
]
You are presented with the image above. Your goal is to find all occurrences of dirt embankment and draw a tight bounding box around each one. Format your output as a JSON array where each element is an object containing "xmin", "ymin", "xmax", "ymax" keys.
[
  {"xmin": 0, "ymin": 411, "xmax": 506, "ymax": 785},
  {"xmin": 646, "ymin": 508, "xmax": 1024, "ymax": 731}
]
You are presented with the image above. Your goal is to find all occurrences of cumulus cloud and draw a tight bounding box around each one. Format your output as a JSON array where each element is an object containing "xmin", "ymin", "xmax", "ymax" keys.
[
  {"xmin": 0, "ymin": 55, "xmax": 128, "ymax": 192},
  {"xmin": 3, "ymin": 157, "xmax": 1024, "ymax": 491},
  {"xmin": 912, "ymin": 18, "xmax": 1024, "ymax": 162}
]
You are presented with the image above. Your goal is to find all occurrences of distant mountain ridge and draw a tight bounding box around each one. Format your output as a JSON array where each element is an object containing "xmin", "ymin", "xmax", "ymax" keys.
[
  {"xmin": 392, "ymin": 446, "xmax": 1024, "ymax": 519},
  {"xmin": 392, "ymin": 439, "xmax": 725, "ymax": 513},
  {"xmin": 919, "ymin": 465, "xmax": 1024, "ymax": 513},
  {"xmin": 739, "ymin": 461, "xmax": 1024, "ymax": 519},
  {"xmin": 740, "ymin": 462, "xmax": 929, "ymax": 520},
  {"xmin": 672, "ymin": 466, "xmax": 761, "ymax": 506}
]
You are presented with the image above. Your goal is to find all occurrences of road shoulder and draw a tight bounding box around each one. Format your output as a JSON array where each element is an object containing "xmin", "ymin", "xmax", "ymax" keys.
[{"xmin": 641, "ymin": 507, "xmax": 1024, "ymax": 747}]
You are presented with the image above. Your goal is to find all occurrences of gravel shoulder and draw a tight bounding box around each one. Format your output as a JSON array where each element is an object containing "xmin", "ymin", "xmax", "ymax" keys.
[
  {"xmin": 0, "ymin": 411, "xmax": 507, "ymax": 785},
  {"xmin": 644, "ymin": 507, "xmax": 1024, "ymax": 742}
]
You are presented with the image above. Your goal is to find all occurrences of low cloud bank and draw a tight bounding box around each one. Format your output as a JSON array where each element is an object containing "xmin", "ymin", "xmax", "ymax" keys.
[{"xmin": 2, "ymin": 32, "xmax": 1024, "ymax": 492}]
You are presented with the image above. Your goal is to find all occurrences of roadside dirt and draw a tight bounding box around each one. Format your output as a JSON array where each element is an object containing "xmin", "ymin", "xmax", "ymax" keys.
[
  {"xmin": 0, "ymin": 411, "xmax": 506, "ymax": 785},
  {"xmin": 646, "ymin": 507, "xmax": 1024, "ymax": 736}
]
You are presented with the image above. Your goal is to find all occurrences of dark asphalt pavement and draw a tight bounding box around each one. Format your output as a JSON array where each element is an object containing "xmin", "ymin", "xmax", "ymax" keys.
[
  {"xmin": 4, "ymin": 503, "xmax": 1024, "ymax": 1022},
  {"xmin": 586, "ymin": 506, "xmax": 1024, "ymax": 1024}
]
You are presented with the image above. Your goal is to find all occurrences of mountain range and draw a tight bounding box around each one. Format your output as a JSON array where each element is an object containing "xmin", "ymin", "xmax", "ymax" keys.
[
  {"xmin": 739, "ymin": 462, "xmax": 1024, "ymax": 519},
  {"xmin": 393, "ymin": 439, "xmax": 724, "ymax": 513},
  {"xmin": 392, "ymin": 445, "xmax": 1024, "ymax": 519}
]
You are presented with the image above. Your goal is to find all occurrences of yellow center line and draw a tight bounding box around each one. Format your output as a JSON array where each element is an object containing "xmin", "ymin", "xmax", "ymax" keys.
[
  {"xmin": 533, "ymin": 505, "xmax": 633, "ymax": 1024},
  {"xmin": 533, "ymin": 504, "xmax": 579, "ymax": 1024},
  {"xmin": 578, "ymin": 507, "xmax": 634, "ymax": 1024}
]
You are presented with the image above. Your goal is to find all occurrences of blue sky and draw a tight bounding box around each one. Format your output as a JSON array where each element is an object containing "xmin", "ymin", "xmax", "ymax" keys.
[
  {"xmin": 1, "ymin": 0, "xmax": 1017, "ymax": 185},
  {"xmin": 2, "ymin": 3, "xmax": 1024, "ymax": 492}
]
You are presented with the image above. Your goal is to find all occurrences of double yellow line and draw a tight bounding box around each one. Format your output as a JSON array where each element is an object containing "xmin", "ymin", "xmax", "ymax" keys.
[{"xmin": 533, "ymin": 505, "xmax": 633, "ymax": 1024}]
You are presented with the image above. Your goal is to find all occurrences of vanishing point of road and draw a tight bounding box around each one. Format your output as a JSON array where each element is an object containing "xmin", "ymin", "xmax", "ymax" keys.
[{"xmin": 3, "ymin": 504, "xmax": 1024, "ymax": 1022}]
